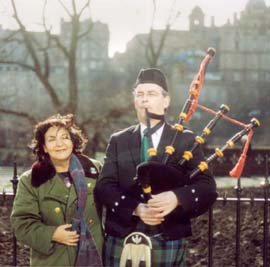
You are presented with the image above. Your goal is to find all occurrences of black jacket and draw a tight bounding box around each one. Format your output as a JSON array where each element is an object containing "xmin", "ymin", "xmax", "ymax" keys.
[{"xmin": 95, "ymin": 123, "xmax": 217, "ymax": 239}]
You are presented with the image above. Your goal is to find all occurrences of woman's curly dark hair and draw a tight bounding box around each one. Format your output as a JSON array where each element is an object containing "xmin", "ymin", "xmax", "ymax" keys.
[{"xmin": 30, "ymin": 114, "xmax": 87, "ymax": 161}]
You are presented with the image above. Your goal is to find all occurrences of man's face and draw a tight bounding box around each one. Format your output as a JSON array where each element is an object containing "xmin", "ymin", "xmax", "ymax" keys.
[{"xmin": 133, "ymin": 83, "xmax": 170, "ymax": 124}]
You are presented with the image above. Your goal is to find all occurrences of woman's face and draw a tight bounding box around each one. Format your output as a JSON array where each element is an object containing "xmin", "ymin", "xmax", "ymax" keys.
[{"xmin": 43, "ymin": 126, "xmax": 74, "ymax": 164}]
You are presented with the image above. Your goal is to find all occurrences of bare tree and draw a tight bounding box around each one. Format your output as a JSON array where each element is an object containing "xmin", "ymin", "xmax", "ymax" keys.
[
  {"xmin": 144, "ymin": 0, "xmax": 180, "ymax": 68},
  {"xmin": 0, "ymin": 0, "xmax": 133, "ymax": 155},
  {"xmin": 0, "ymin": 0, "xmax": 92, "ymax": 118}
]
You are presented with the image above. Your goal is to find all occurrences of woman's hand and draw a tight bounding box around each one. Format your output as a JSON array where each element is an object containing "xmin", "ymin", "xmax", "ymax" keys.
[{"xmin": 52, "ymin": 224, "xmax": 79, "ymax": 246}]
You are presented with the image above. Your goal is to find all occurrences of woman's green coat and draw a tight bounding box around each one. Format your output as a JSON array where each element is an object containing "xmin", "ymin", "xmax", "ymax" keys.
[{"xmin": 10, "ymin": 159, "xmax": 103, "ymax": 267}]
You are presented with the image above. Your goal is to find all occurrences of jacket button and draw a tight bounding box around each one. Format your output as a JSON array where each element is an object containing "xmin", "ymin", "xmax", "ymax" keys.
[
  {"xmin": 87, "ymin": 183, "xmax": 92, "ymax": 188},
  {"xmin": 89, "ymin": 219, "xmax": 94, "ymax": 224},
  {"xmin": 54, "ymin": 207, "xmax": 61, "ymax": 213}
]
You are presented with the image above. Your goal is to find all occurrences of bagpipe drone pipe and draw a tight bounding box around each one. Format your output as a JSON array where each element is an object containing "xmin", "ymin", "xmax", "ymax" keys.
[{"xmin": 135, "ymin": 48, "xmax": 261, "ymax": 200}]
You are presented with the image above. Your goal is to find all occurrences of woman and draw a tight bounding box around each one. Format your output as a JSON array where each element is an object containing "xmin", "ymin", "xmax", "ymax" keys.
[{"xmin": 10, "ymin": 114, "xmax": 103, "ymax": 267}]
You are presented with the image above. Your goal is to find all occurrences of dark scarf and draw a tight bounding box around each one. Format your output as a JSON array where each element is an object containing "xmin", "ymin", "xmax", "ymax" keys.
[
  {"xmin": 31, "ymin": 153, "xmax": 99, "ymax": 187},
  {"xmin": 69, "ymin": 154, "xmax": 103, "ymax": 267}
]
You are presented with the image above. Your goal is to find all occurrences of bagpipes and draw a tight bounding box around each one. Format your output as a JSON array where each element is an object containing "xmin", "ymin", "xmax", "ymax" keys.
[
  {"xmin": 136, "ymin": 47, "xmax": 260, "ymax": 199},
  {"xmin": 120, "ymin": 48, "xmax": 260, "ymax": 267}
]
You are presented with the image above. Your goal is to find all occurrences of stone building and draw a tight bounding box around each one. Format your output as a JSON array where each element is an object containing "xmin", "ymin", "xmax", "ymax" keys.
[{"xmin": 112, "ymin": 0, "xmax": 269, "ymax": 145}]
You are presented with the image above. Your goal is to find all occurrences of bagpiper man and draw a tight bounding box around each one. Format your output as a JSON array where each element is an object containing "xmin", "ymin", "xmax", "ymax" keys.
[{"xmin": 95, "ymin": 68, "xmax": 217, "ymax": 267}]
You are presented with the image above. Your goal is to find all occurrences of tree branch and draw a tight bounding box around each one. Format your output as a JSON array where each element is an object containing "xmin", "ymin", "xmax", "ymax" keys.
[
  {"xmin": 0, "ymin": 59, "xmax": 35, "ymax": 71},
  {"xmin": 41, "ymin": 0, "xmax": 69, "ymax": 58},
  {"xmin": 50, "ymin": 34, "xmax": 70, "ymax": 58},
  {"xmin": 78, "ymin": 0, "xmax": 90, "ymax": 17},
  {"xmin": 72, "ymin": 0, "xmax": 78, "ymax": 16},
  {"xmin": 43, "ymin": 50, "xmax": 50, "ymax": 79},
  {"xmin": 11, "ymin": 0, "xmax": 41, "ymax": 71},
  {"xmin": 58, "ymin": 0, "xmax": 72, "ymax": 17},
  {"xmin": 144, "ymin": 0, "xmax": 181, "ymax": 67},
  {"xmin": 10, "ymin": 0, "xmax": 62, "ymax": 110},
  {"xmin": 78, "ymin": 20, "xmax": 93, "ymax": 39},
  {"xmin": 0, "ymin": 108, "xmax": 37, "ymax": 124},
  {"xmin": 166, "ymin": 0, "xmax": 180, "ymax": 26}
]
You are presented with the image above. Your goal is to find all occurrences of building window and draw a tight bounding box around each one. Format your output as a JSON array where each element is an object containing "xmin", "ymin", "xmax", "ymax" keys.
[
  {"xmin": 265, "ymin": 73, "xmax": 270, "ymax": 82},
  {"xmin": 233, "ymin": 72, "xmax": 241, "ymax": 81},
  {"xmin": 90, "ymin": 61, "xmax": 97, "ymax": 70},
  {"xmin": 250, "ymin": 72, "xmax": 258, "ymax": 81}
]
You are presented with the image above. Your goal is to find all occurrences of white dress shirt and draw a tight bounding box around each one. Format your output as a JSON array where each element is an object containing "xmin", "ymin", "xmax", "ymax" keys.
[{"xmin": 140, "ymin": 123, "xmax": 165, "ymax": 149}]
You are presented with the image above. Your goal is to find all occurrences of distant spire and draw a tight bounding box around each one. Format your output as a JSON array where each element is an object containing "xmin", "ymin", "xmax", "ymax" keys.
[
  {"xmin": 233, "ymin": 13, "xmax": 238, "ymax": 25},
  {"xmin": 211, "ymin": 16, "xmax": 215, "ymax": 27}
]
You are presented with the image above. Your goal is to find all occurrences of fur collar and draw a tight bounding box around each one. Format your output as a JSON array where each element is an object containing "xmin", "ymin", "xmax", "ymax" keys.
[{"xmin": 31, "ymin": 154, "xmax": 99, "ymax": 188}]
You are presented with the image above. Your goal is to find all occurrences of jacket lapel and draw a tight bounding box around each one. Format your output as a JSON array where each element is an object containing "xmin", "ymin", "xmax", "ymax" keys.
[
  {"xmin": 128, "ymin": 124, "xmax": 141, "ymax": 167},
  {"xmin": 45, "ymin": 175, "xmax": 78, "ymax": 206},
  {"xmin": 45, "ymin": 175, "xmax": 69, "ymax": 204},
  {"xmin": 66, "ymin": 184, "xmax": 78, "ymax": 207}
]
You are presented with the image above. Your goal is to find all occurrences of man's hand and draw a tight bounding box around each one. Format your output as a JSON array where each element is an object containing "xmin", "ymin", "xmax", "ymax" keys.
[
  {"xmin": 134, "ymin": 203, "xmax": 164, "ymax": 225},
  {"xmin": 147, "ymin": 191, "xmax": 179, "ymax": 218},
  {"xmin": 52, "ymin": 224, "xmax": 79, "ymax": 246}
]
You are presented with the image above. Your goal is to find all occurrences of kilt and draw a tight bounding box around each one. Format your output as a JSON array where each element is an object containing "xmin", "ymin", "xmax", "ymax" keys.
[{"xmin": 103, "ymin": 234, "xmax": 187, "ymax": 267}]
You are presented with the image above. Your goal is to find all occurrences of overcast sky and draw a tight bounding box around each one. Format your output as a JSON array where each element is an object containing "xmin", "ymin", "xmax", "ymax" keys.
[{"xmin": 0, "ymin": 0, "xmax": 269, "ymax": 56}]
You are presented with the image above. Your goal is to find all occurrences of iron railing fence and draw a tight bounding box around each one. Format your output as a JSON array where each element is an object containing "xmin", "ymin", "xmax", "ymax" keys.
[{"xmin": 0, "ymin": 155, "xmax": 269, "ymax": 267}]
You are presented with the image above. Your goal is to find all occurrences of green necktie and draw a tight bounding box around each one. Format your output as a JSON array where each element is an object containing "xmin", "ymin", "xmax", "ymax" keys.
[
  {"xmin": 140, "ymin": 121, "xmax": 165, "ymax": 162},
  {"xmin": 140, "ymin": 129, "xmax": 149, "ymax": 162}
]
